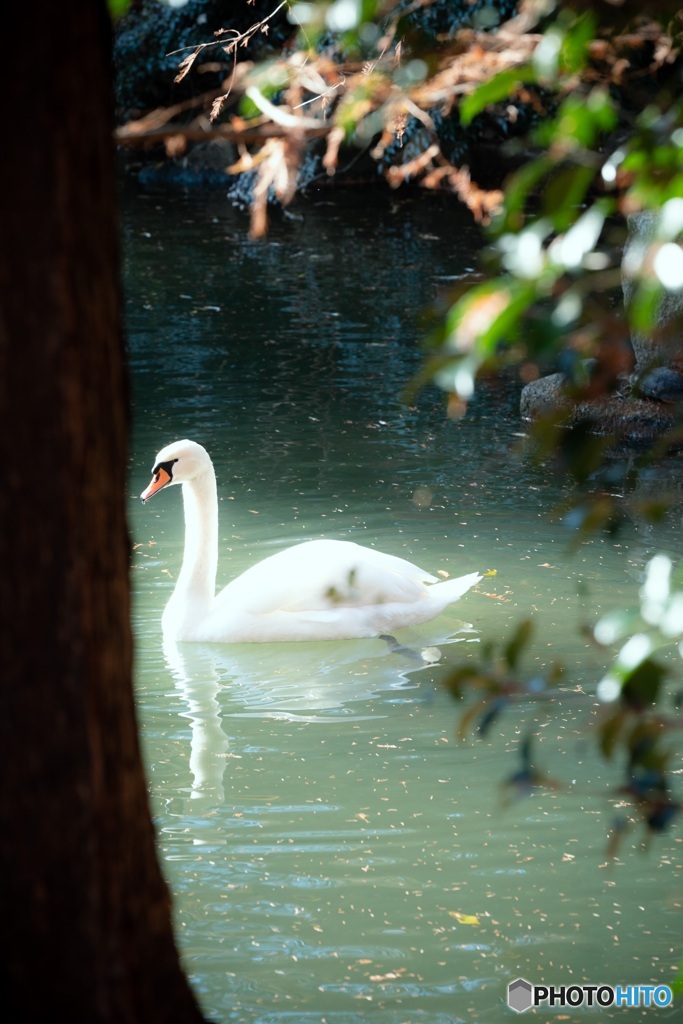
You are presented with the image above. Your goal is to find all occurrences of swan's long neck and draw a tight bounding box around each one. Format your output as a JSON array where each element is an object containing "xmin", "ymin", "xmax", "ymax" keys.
[{"xmin": 173, "ymin": 466, "xmax": 219, "ymax": 620}]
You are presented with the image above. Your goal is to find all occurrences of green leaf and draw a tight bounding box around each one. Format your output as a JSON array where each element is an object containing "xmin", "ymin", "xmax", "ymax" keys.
[
  {"xmin": 107, "ymin": 0, "xmax": 130, "ymax": 16},
  {"xmin": 238, "ymin": 95, "xmax": 263, "ymax": 121},
  {"xmin": 543, "ymin": 164, "xmax": 598, "ymax": 232},
  {"xmin": 442, "ymin": 666, "xmax": 481, "ymax": 701},
  {"xmin": 460, "ymin": 66, "xmax": 534, "ymax": 127},
  {"xmin": 628, "ymin": 279, "xmax": 665, "ymax": 335},
  {"xmin": 441, "ymin": 279, "xmax": 538, "ymax": 366},
  {"xmin": 504, "ymin": 619, "xmax": 534, "ymax": 671},
  {"xmin": 670, "ymin": 964, "xmax": 683, "ymax": 997},
  {"xmin": 495, "ymin": 157, "xmax": 552, "ymax": 234},
  {"xmin": 621, "ymin": 658, "xmax": 667, "ymax": 710},
  {"xmin": 626, "ymin": 722, "xmax": 668, "ymax": 773},
  {"xmin": 598, "ymin": 710, "xmax": 627, "ymax": 760},
  {"xmin": 585, "ymin": 87, "xmax": 618, "ymax": 132},
  {"xmin": 536, "ymin": 89, "xmax": 616, "ymax": 152},
  {"xmin": 593, "ymin": 608, "xmax": 641, "ymax": 646},
  {"xmin": 559, "ymin": 11, "xmax": 596, "ymax": 75},
  {"xmin": 477, "ymin": 284, "xmax": 538, "ymax": 355}
]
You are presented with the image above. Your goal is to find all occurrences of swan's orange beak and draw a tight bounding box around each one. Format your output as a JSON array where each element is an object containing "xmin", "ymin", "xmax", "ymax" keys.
[{"xmin": 141, "ymin": 466, "xmax": 172, "ymax": 503}]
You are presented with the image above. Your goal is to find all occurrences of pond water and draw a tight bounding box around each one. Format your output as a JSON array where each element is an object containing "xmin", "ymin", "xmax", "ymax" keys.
[{"xmin": 124, "ymin": 185, "xmax": 682, "ymax": 1023}]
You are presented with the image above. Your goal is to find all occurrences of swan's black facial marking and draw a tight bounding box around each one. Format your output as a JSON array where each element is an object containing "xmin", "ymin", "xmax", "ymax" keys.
[
  {"xmin": 152, "ymin": 458, "xmax": 178, "ymax": 479},
  {"xmin": 141, "ymin": 458, "xmax": 179, "ymax": 503}
]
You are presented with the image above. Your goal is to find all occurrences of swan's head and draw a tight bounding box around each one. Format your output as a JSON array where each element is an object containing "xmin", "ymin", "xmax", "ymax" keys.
[{"xmin": 141, "ymin": 439, "xmax": 211, "ymax": 502}]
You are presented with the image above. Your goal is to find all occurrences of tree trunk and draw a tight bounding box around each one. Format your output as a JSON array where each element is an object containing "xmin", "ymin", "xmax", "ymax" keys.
[{"xmin": 0, "ymin": 4, "xmax": 207, "ymax": 1022}]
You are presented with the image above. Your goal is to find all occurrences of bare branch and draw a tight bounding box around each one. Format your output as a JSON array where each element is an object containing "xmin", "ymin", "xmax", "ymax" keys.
[{"xmin": 244, "ymin": 85, "xmax": 322, "ymax": 130}]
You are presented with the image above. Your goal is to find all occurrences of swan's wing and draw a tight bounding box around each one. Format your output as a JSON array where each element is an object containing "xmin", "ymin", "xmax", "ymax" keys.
[{"xmin": 213, "ymin": 539, "xmax": 437, "ymax": 616}]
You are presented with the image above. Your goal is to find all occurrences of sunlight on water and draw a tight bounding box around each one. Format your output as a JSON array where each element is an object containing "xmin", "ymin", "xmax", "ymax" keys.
[{"xmin": 125, "ymin": 188, "xmax": 682, "ymax": 1023}]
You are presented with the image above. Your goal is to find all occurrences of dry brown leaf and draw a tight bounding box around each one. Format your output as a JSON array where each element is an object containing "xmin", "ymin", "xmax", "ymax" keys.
[
  {"xmin": 250, "ymin": 190, "xmax": 268, "ymax": 239},
  {"xmin": 385, "ymin": 142, "xmax": 440, "ymax": 188},
  {"xmin": 323, "ymin": 126, "xmax": 345, "ymax": 176},
  {"xmin": 210, "ymin": 94, "xmax": 229, "ymax": 123},
  {"xmin": 164, "ymin": 134, "xmax": 187, "ymax": 158},
  {"xmin": 174, "ymin": 51, "xmax": 199, "ymax": 85}
]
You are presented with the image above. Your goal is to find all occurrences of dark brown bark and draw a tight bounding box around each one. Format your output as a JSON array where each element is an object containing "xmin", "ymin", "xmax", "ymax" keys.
[{"xmin": 0, "ymin": 4, "xmax": 206, "ymax": 1022}]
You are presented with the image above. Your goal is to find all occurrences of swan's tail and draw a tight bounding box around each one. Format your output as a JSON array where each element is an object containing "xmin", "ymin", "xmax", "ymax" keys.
[{"xmin": 430, "ymin": 571, "xmax": 482, "ymax": 606}]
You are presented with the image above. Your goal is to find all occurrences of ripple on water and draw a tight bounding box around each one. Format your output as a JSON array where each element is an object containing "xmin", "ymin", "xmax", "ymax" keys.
[{"xmin": 232, "ymin": 934, "xmax": 408, "ymax": 963}]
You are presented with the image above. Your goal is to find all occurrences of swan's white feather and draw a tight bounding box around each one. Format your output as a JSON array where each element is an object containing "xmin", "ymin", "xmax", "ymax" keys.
[{"xmin": 215, "ymin": 539, "xmax": 435, "ymax": 613}]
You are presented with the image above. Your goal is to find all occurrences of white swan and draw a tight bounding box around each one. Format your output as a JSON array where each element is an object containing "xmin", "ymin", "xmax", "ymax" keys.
[{"xmin": 141, "ymin": 439, "xmax": 481, "ymax": 643}]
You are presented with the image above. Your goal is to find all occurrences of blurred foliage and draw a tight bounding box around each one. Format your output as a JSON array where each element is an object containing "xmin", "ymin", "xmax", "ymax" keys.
[
  {"xmin": 449, "ymin": 556, "xmax": 682, "ymax": 851},
  {"xmin": 425, "ymin": 2, "xmax": 683, "ymax": 849},
  {"xmin": 108, "ymin": 0, "xmax": 131, "ymax": 18},
  {"xmin": 428, "ymin": 45, "xmax": 683, "ymax": 414}
]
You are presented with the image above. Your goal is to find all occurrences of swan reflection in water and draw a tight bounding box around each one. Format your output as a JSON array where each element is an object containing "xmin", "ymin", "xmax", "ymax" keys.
[{"xmin": 162, "ymin": 625, "xmax": 479, "ymax": 808}]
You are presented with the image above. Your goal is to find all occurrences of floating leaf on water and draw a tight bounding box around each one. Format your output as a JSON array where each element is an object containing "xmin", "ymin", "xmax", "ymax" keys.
[{"xmin": 449, "ymin": 911, "xmax": 481, "ymax": 925}]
